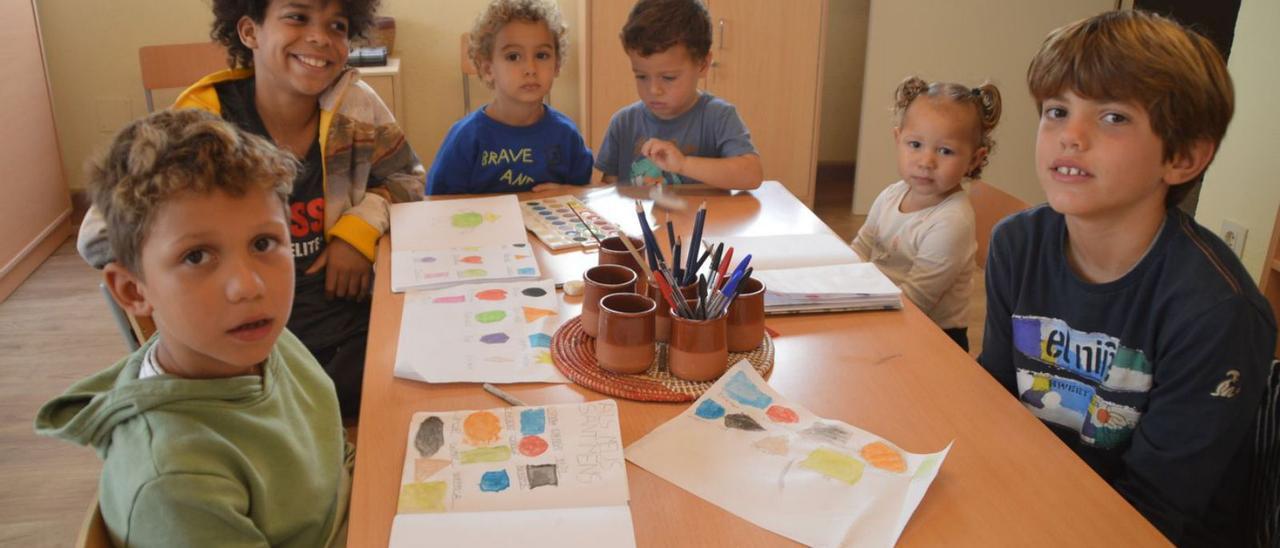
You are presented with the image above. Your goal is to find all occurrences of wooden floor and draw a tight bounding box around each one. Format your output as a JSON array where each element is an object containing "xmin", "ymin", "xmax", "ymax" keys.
[{"xmin": 0, "ymin": 178, "xmax": 984, "ymax": 546}]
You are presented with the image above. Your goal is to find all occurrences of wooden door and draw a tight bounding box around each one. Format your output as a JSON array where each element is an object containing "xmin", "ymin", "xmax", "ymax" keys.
[
  {"xmin": 0, "ymin": 0, "xmax": 72, "ymax": 302},
  {"xmin": 705, "ymin": 0, "xmax": 826, "ymax": 204},
  {"xmin": 582, "ymin": 0, "xmax": 641, "ymax": 159}
]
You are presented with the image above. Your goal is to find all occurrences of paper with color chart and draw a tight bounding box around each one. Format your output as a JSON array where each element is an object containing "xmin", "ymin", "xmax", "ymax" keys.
[
  {"xmin": 626, "ymin": 361, "xmax": 951, "ymax": 547},
  {"xmin": 393, "ymin": 279, "xmax": 569, "ymax": 384},
  {"xmin": 389, "ymin": 400, "xmax": 635, "ymax": 548},
  {"xmin": 390, "ymin": 195, "xmax": 540, "ymax": 292}
]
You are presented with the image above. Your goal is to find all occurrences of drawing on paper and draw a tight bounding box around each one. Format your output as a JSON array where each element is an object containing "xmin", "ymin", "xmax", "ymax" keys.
[{"xmin": 389, "ymin": 195, "xmax": 540, "ymax": 292}]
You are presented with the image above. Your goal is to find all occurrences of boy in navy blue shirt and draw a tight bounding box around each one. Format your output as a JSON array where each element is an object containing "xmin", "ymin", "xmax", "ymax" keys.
[
  {"xmin": 427, "ymin": 0, "xmax": 593, "ymax": 195},
  {"xmin": 979, "ymin": 11, "xmax": 1275, "ymax": 545}
]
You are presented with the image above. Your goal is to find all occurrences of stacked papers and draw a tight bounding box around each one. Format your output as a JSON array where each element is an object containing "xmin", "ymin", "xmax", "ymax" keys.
[{"xmin": 752, "ymin": 263, "xmax": 902, "ymax": 314}]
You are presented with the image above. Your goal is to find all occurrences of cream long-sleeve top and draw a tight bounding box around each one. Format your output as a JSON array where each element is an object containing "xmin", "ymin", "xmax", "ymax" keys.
[{"xmin": 850, "ymin": 180, "xmax": 976, "ymax": 330}]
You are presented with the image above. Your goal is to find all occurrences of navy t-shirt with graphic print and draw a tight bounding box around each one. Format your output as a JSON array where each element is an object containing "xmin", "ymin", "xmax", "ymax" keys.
[
  {"xmin": 979, "ymin": 204, "xmax": 1275, "ymax": 546},
  {"xmin": 214, "ymin": 78, "xmax": 369, "ymax": 352}
]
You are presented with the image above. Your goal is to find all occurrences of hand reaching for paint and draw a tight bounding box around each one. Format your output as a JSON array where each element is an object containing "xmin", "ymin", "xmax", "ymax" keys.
[
  {"xmin": 306, "ymin": 237, "xmax": 372, "ymax": 301},
  {"xmin": 640, "ymin": 138, "xmax": 687, "ymax": 175}
]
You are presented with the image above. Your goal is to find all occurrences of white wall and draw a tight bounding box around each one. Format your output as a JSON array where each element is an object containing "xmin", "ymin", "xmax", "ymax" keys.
[
  {"xmin": 1195, "ymin": 0, "xmax": 1280, "ymax": 281},
  {"xmin": 852, "ymin": 0, "xmax": 1114, "ymax": 214},
  {"xmin": 817, "ymin": 0, "xmax": 870, "ymax": 164},
  {"xmin": 36, "ymin": 0, "xmax": 583, "ymax": 191}
]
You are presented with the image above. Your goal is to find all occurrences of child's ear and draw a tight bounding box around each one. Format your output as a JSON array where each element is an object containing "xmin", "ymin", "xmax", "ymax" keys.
[
  {"xmin": 478, "ymin": 59, "xmax": 495, "ymax": 87},
  {"xmin": 1162, "ymin": 139, "xmax": 1216, "ymax": 186},
  {"xmin": 969, "ymin": 146, "xmax": 989, "ymax": 174},
  {"xmin": 696, "ymin": 51, "xmax": 713, "ymax": 78},
  {"xmin": 892, "ymin": 126, "xmax": 901, "ymax": 142},
  {"xmin": 103, "ymin": 263, "xmax": 154, "ymax": 318},
  {"xmin": 237, "ymin": 15, "xmax": 260, "ymax": 49}
]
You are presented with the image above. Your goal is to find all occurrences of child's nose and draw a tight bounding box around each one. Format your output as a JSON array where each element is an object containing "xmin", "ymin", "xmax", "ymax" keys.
[
  {"xmin": 1059, "ymin": 117, "xmax": 1089, "ymax": 150},
  {"xmin": 225, "ymin": 259, "xmax": 266, "ymax": 302},
  {"xmin": 649, "ymin": 80, "xmax": 663, "ymax": 97}
]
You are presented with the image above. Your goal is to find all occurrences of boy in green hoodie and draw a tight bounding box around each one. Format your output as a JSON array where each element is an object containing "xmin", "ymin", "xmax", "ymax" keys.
[{"xmin": 37, "ymin": 109, "xmax": 351, "ymax": 547}]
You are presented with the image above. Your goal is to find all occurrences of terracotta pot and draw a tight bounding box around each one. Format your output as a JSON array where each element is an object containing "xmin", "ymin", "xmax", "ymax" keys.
[
  {"xmin": 598, "ymin": 235, "xmax": 647, "ymax": 295},
  {"xmin": 726, "ymin": 278, "xmax": 766, "ymax": 352},
  {"xmin": 581, "ymin": 265, "xmax": 636, "ymax": 338},
  {"xmin": 650, "ymin": 280, "xmax": 698, "ymax": 343},
  {"xmin": 595, "ymin": 293, "xmax": 656, "ymax": 374},
  {"xmin": 668, "ymin": 299, "xmax": 728, "ymax": 382}
]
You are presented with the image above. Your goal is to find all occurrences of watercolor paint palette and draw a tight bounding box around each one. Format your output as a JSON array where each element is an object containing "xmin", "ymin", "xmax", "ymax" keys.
[
  {"xmin": 389, "ymin": 400, "xmax": 635, "ymax": 547},
  {"xmin": 520, "ymin": 196, "xmax": 620, "ymax": 250}
]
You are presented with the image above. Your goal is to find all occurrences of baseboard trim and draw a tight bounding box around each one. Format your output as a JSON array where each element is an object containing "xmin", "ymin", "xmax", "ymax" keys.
[
  {"xmin": 816, "ymin": 161, "xmax": 856, "ymax": 185},
  {"xmin": 0, "ymin": 210, "xmax": 73, "ymax": 303}
]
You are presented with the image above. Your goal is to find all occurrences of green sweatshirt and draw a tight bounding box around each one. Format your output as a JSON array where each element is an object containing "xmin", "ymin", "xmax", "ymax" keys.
[{"xmin": 36, "ymin": 330, "xmax": 352, "ymax": 547}]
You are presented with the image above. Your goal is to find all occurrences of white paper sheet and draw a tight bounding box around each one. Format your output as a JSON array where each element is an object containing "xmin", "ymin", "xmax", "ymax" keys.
[
  {"xmin": 390, "ymin": 195, "xmax": 540, "ymax": 292},
  {"xmin": 393, "ymin": 280, "xmax": 570, "ymax": 384},
  {"xmin": 626, "ymin": 361, "xmax": 951, "ymax": 548},
  {"xmin": 709, "ymin": 233, "xmax": 860, "ymax": 271},
  {"xmin": 390, "ymin": 400, "xmax": 635, "ymax": 548}
]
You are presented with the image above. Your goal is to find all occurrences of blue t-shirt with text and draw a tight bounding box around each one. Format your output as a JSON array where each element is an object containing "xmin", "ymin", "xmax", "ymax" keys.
[{"xmin": 427, "ymin": 105, "xmax": 593, "ymax": 195}]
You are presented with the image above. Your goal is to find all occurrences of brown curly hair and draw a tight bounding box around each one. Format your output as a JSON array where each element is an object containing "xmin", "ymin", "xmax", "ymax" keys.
[
  {"xmin": 89, "ymin": 109, "xmax": 297, "ymax": 274},
  {"xmin": 893, "ymin": 76, "xmax": 1003, "ymax": 179},
  {"xmin": 210, "ymin": 0, "xmax": 381, "ymax": 69},
  {"xmin": 621, "ymin": 0, "xmax": 712, "ymax": 62},
  {"xmin": 468, "ymin": 0, "xmax": 569, "ymax": 84}
]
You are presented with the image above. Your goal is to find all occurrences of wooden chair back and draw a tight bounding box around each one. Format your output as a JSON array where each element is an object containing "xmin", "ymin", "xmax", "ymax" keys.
[
  {"xmin": 138, "ymin": 42, "xmax": 228, "ymax": 112},
  {"xmin": 1259, "ymin": 204, "xmax": 1280, "ymax": 359},
  {"xmin": 969, "ymin": 180, "xmax": 1030, "ymax": 269},
  {"xmin": 75, "ymin": 498, "xmax": 111, "ymax": 548}
]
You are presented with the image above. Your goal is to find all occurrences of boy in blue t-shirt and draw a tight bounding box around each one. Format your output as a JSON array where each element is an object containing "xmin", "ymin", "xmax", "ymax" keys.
[
  {"xmin": 596, "ymin": 0, "xmax": 762, "ymax": 190},
  {"xmin": 979, "ymin": 11, "xmax": 1275, "ymax": 545},
  {"xmin": 427, "ymin": 0, "xmax": 593, "ymax": 195}
]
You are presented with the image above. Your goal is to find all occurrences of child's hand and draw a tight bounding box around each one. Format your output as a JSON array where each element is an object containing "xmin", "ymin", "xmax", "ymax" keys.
[
  {"xmin": 530, "ymin": 182, "xmax": 568, "ymax": 192},
  {"xmin": 305, "ymin": 238, "xmax": 373, "ymax": 301},
  {"xmin": 640, "ymin": 138, "xmax": 686, "ymax": 175}
]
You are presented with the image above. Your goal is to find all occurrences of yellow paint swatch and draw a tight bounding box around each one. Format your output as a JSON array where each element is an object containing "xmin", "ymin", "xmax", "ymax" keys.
[
  {"xmin": 398, "ymin": 481, "xmax": 447, "ymax": 513},
  {"xmin": 459, "ymin": 445, "xmax": 512, "ymax": 464},
  {"xmin": 414, "ymin": 458, "xmax": 451, "ymax": 482},
  {"xmin": 860, "ymin": 441, "xmax": 907, "ymax": 473},
  {"xmin": 800, "ymin": 448, "xmax": 864, "ymax": 485},
  {"xmin": 463, "ymin": 411, "xmax": 502, "ymax": 445}
]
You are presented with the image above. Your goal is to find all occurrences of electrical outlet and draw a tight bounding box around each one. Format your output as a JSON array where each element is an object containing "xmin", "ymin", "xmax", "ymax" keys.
[{"xmin": 1221, "ymin": 219, "xmax": 1247, "ymax": 257}]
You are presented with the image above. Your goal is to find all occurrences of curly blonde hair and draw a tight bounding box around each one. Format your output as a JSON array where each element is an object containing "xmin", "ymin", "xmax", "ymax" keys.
[
  {"xmin": 88, "ymin": 109, "xmax": 297, "ymax": 274},
  {"xmin": 468, "ymin": 0, "xmax": 568, "ymax": 84},
  {"xmin": 893, "ymin": 76, "xmax": 1003, "ymax": 179}
]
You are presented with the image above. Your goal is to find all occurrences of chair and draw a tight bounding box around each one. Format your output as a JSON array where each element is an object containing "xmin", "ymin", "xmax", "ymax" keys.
[
  {"xmin": 1250, "ymin": 359, "xmax": 1280, "ymax": 547},
  {"xmin": 460, "ymin": 33, "xmax": 478, "ymax": 117},
  {"xmin": 1259, "ymin": 204, "xmax": 1280, "ymax": 358},
  {"xmin": 969, "ymin": 180, "xmax": 1030, "ymax": 270},
  {"xmin": 138, "ymin": 42, "xmax": 228, "ymax": 112},
  {"xmin": 75, "ymin": 498, "xmax": 111, "ymax": 548}
]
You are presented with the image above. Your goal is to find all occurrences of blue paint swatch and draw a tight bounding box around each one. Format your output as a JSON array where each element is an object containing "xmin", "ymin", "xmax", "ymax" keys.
[
  {"xmin": 528, "ymin": 333, "xmax": 552, "ymax": 348},
  {"xmin": 695, "ymin": 399, "xmax": 726, "ymax": 420},
  {"xmin": 517, "ymin": 267, "xmax": 537, "ymax": 275},
  {"xmin": 520, "ymin": 408, "xmax": 547, "ymax": 435},
  {"xmin": 724, "ymin": 371, "xmax": 773, "ymax": 409},
  {"xmin": 479, "ymin": 470, "xmax": 511, "ymax": 492}
]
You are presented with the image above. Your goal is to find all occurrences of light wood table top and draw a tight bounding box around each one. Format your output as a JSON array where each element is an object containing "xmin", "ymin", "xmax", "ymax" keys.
[{"xmin": 349, "ymin": 182, "xmax": 1168, "ymax": 547}]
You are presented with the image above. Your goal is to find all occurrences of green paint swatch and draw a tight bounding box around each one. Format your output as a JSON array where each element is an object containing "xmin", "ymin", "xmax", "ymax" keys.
[
  {"xmin": 398, "ymin": 481, "xmax": 447, "ymax": 513},
  {"xmin": 460, "ymin": 445, "xmax": 512, "ymax": 464},
  {"xmin": 800, "ymin": 448, "xmax": 864, "ymax": 485},
  {"xmin": 452, "ymin": 212, "xmax": 484, "ymax": 229},
  {"xmin": 475, "ymin": 310, "xmax": 507, "ymax": 323}
]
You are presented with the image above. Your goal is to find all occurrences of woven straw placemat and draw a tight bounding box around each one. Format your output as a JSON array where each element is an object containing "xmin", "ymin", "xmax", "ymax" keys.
[{"xmin": 550, "ymin": 315, "xmax": 774, "ymax": 402}]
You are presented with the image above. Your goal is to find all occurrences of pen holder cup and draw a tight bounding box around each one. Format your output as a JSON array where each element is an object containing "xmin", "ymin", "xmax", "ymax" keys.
[
  {"xmin": 668, "ymin": 299, "xmax": 729, "ymax": 382},
  {"xmin": 581, "ymin": 265, "xmax": 637, "ymax": 338},
  {"xmin": 598, "ymin": 235, "xmax": 648, "ymax": 295},
  {"xmin": 726, "ymin": 278, "xmax": 766, "ymax": 352},
  {"xmin": 650, "ymin": 280, "xmax": 699, "ymax": 343},
  {"xmin": 594, "ymin": 293, "xmax": 657, "ymax": 375}
]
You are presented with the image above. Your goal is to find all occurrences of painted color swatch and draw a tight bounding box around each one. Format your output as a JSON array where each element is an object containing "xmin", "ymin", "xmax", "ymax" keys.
[
  {"xmin": 463, "ymin": 411, "xmax": 502, "ymax": 445},
  {"xmin": 800, "ymin": 448, "xmax": 864, "ymax": 485}
]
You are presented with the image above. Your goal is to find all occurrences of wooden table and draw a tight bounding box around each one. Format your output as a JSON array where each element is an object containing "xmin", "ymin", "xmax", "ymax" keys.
[{"xmin": 349, "ymin": 182, "xmax": 1168, "ymax": 547}]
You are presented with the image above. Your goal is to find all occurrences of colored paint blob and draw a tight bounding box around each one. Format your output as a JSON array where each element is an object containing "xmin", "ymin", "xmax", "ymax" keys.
[
  {"xmin": 520, "ymin": 408, "xmax": 547, "ymax": 435},
  {"xmin": 416, "ymin": 256, "xmax": 438, "ymax": 263},
  {"xmin": 801, "ymin": 422, "xmax": 852, "ymax": 445},
  {"xmin": 523, "ymin": 306, "xmax": 557, "ymax": 322},
  {"xmin": 479, "ymin": 333, "xmax": 510, "ymax": 344},
  {"xmin": 724, "ymin": 371, "xmax": 774, "ymax": 409},
  {"xmin": 460, "ymin": 268, "xmax": 488, "ymax": 278},
  {"xmin": 521, "ymin": 287, "xmax": 548, "ymax": 297},
  {"xmin": 914, "ymin": 455, "xmax": 940, "ymax": 479},
  {"xmin": 694, "ymin": 399, "xmax": 726, "ymax": 420},
  {"xmin": 432, "ymin": 295, "xmax": 466, "ymax": 304},
  {"xmin": 724, "ymin": 413, "xmax": 766, "ymax": 431},
  {"xmin": 479, "ymin": 470, "xmax": 511, "ymax": 492},
  {"xmin": 513, "ymin": 243, "xmax": 527, "ymax": 248},
  {"xmin": 452, "ymin": 211, "xmax": 484, "ymax": 229},
  {"xmin": 517, "ymin": 267, "xmax": 537, "ymax": 276},
  {"xmin": 860, "ymin": 441, "xmax": 907, "ymax": 473},
  {"xmin": 460, "ymin": 255, "xmax": 484, "ymax": 264},
  {"xmin": 459, "ymin": 446, "xmax": 512, "ymax": 464},
  {"xmin": 475, "ymin": 310, "xmax": 507, "ymax": 324},
  {"xmin": 766, "ymin": 405, "xmax": 799, "ymax": 424},
  {"xmin": 528, "ymin": 333, "xmax": 552, "ymax": 348},
  {"xmin": 462, "ymin": 411, "xmax": 502, "ymax": 445},
  {"xmin": 414, "ymin": 458, "xmax": 450, "ymax": 482},
  {"xmin": 753, "ymin": 436, "xmax": 790, "ymax": 456},
  {"xmin": 800, "ymin": 448, "xmax": 864, "ymax": 485},
  {"xmin": 514, "ymin": 254, "xmax": 531, "ymax": 260},
  {"xmin": 534, "ymin": 350, "xmax": 552, "ymax": 365},
  {"xmin": 526, "ymin": 464, "xmax": 558, "ymax": 489},
  {"xmin": 421, "ymin": 271, "xmax": 449, "ymax": 279},
  {"xmin": 413, "ymin": 416, "xmax": 445, "ymax": 457},
  {"xmin": 398, "ymin": 481, "xmax": 448, "ymax": 513},
  {"xmin": 475, "ymin": 289, "xmax": 508, "ymax": 301},
  {"xmin": 518, "ymin": 435, "xmax": 549, "ymax": 457}
]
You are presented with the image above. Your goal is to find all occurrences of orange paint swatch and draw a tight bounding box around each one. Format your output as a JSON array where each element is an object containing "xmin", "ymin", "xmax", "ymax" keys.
[
  {"xmin": 463, "ymin": 411, "xmax": 502, "ymax": 445},
  {"xmin": 475, "ymin": 289, "xmax": 508, "ymax": 301},
  {"xmin": 523, "ymin": 306, "xmax": 558, "ymax": 322},
  {"xmin": 860, "ymin": 441, "xmax": 907, "ymax": 473}
]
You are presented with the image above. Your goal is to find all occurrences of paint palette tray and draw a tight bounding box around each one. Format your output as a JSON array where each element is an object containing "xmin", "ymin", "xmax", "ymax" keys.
[
  {"xmin": 549, "ymin": 315, "xmax": 774, "ymax": 402},
  {"xmin": 520, "ymin": 196, "xmax": 620, "ymax": 250}
]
